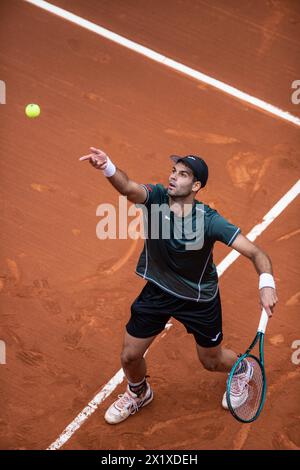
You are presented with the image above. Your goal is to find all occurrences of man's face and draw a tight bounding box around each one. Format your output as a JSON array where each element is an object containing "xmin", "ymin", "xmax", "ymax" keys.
[{"xmin": 167, "ymin": 162, "xmax": 199, "ymax": 197}]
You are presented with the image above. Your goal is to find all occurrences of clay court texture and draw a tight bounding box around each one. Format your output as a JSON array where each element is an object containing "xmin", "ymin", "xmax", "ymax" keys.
[{"xmin": 0, "ymin": 0, "xmax": 300, "ymax": 450}]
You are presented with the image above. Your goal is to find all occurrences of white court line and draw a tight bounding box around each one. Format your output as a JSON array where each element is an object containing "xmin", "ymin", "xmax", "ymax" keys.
[
  {"xmin": 24, "ymin": 0, "xmax": 300, "ymax": 127},
  {"xmin": 217, "ymin": 179, "xmax": 300, "ymax": 276},
  {"xmin": 47, "ymin": 323, "xmax": 173, "ymax": 450},
  {"xmin": 48, "ymin": 179, "xmax": 300, "ymax": 450}
]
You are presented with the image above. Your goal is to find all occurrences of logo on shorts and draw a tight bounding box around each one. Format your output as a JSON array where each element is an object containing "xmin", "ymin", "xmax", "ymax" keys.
[{"xmin": 211, "ymin": 332, "xmax": 221, "ymax": 342}]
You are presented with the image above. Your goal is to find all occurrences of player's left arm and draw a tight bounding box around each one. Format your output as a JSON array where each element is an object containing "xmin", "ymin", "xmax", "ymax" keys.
[{"xmin": 231, "ymin": 233, "xmax": 278, "ymax": 317}]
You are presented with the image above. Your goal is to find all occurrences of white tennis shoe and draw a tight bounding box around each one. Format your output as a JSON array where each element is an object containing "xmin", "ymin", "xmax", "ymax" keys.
[
  {"xmin": 222, "ymin": 359, "xmax": 254, "ymax": 410},
  {"xmin": 104, "ymin": 383, "xmax": 154, "ymax": 424}
]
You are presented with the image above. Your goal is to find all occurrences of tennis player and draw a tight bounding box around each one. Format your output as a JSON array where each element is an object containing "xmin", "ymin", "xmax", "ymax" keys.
[{"xmin": 79, "ymin": 147, "xmax": 278, "ymax": 424}]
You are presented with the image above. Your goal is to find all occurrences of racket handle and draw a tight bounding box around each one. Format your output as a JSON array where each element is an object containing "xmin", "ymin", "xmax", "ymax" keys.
[{"xmin": 258, "ymin": 308, "xmax": 269, "ymax": 334}]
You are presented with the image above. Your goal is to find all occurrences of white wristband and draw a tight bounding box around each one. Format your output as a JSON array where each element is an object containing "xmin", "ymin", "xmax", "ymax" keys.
[
  {"xmin": 103, "ymin": 157, "xmax": 116, "ymax": 177},
  {"xmin": 259, "ymin": 273, "xmax": 275, "ymax": 289}
]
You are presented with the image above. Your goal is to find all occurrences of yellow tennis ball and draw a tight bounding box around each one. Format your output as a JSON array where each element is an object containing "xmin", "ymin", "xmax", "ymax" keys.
[{"xmin": 25, "ymin": 103, "xmax": 41, "ymax": 118}]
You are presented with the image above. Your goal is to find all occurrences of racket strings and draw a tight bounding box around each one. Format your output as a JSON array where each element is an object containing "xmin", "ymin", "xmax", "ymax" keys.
[
  {"xmin": 241, "ymin": 360, "xmax": 264, "ymax": 420},
  {"xmin": 233, "ymin": 358, "xmax": 247, "ymax": 376},
  {"xmin": 229, "ymin": 357, "xmax": 264, "ymax": 422}
]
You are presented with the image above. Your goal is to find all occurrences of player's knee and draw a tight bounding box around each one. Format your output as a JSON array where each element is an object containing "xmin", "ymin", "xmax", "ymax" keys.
[
  {"xmin": 201, "ymin": 357, "xmax": 219, "ymax": 372},
  {"xmin": 121, "ymin": 349, "xmax": 141, "ymax": 367}
]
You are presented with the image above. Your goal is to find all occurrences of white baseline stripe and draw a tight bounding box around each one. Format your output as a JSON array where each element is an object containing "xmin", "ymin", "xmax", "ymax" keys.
[
  {"xmin": 47, "ymin": 368, "xmax": 125, "ymax": 451},
  {"xmin": 24, "ymin": 0, "xmax": 300, "ymax": 127},
  {"xmin": 47, "ymin": 180, "xmax": 300, "ymax": 450}
]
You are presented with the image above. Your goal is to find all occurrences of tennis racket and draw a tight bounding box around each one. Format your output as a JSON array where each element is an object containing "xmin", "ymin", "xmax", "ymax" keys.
[{"xmin": 226, "ymin": 308, "xmax": 269, "ymax": 423}]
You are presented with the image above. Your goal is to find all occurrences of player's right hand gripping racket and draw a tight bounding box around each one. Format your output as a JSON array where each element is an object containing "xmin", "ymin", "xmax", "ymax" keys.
[{"xmin": 226, "ymin": 308, "xmax": 269, "ymax": 423}]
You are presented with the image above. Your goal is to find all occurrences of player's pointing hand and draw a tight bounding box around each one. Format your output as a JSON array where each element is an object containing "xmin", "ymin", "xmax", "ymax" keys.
[{"xmin": 79, "ymin": 147, "xmax": 109, "ymax": 170}]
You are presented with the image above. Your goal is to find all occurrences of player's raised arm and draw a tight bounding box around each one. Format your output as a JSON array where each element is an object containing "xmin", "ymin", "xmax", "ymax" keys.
[{"xmin": 79, "ymin": 147, "xmax": 147, "ymax": 204}]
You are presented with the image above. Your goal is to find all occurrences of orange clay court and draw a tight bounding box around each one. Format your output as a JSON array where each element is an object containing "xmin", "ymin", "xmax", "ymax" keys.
[{"xmin": 0, "ymin": 0, "xmax": 300, "ymax": 450}]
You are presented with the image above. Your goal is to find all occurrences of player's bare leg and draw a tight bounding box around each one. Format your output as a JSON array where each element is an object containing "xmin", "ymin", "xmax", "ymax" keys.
[
  {"xmin": 104, "ymin": 332, "xmax": 156, "ymax": 424},
  {"xmin": 195, "ymin": 343, "xmax": 237, "ymax": 372},
  {"xmin": 195, "ymin": 343, "xmax": 254, "ymax": 409},
  {"xmin": 121, "ymin": 331, "xmax": 157, "ymax": 385}
]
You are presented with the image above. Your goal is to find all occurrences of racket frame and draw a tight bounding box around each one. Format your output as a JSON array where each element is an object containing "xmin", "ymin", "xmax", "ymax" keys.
[{"xmin": 226, "ymin": 309, "xmax": 268, "ymax": 423}]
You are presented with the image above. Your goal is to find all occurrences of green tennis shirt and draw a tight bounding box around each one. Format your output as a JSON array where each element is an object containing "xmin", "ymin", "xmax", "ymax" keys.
[{"xmin": 135, "ymin": 184, "xmax": 241, "ymax": 302}]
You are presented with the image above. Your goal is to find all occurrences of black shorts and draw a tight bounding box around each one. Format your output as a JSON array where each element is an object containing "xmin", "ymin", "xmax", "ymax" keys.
[{"xmin": 126, "ymin": 281, "xmax": 223, "ymax": 348}]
